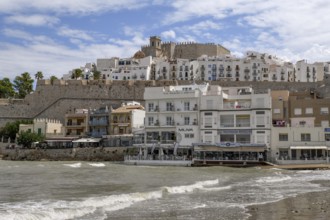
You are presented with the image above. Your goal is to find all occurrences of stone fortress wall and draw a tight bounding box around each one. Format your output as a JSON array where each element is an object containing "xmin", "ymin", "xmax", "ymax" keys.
[
  {"xmin": 141, "ymin": 36, "xmax": 230, "ymax": 60},
  {"xmin": 0, "ymin": 78, "xmax": 324, "ymax": 128}
]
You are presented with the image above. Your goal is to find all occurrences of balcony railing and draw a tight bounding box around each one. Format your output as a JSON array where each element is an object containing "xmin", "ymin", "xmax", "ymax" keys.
[
  {"xmin": 236, "ymin": 123, "xmax": 251, "ymax": 127},
  {"xmin": 89, "ymin": 121, "xmax": 108, "ymax": 126}
]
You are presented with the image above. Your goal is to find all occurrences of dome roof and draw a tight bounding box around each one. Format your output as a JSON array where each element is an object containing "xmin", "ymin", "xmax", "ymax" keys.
[{"xmin": 133, "ymin": 50, "xmax": 145, "ymax": 59}]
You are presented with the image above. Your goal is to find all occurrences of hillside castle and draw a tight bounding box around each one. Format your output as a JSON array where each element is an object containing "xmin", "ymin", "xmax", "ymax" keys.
[
  {"xmin": 141, "ymin": 36, "xmax": 230, "ymax": 60},
  {"xmin": 1, "ymin": 36, "xmax": 330, "ymax": 128}
]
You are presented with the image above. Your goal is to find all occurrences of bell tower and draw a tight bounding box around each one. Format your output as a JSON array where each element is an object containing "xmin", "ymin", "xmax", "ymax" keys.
[{"xmin": 149, "ymin": 36, "xmax": 162, "ymax": 57}]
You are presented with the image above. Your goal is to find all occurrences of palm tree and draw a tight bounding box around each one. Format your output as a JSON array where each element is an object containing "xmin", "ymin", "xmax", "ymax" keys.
[
  {"xmin": 50, "ymin": 75, "xmax": 58, "ymax": 85},
  {"xmin": 13, "ymin": 72, "xmax": 34, "ymax": 98},
  {"xmin": 93, "ymin": 70, "xmax": 101, "ymax": 80},
  {"xmin": 35, "ymin": 71, "xmax": 44, "ymax": 80},
  {"xmin": 71, "ymin": 69, "xmax": 82, "ymax": 79}
]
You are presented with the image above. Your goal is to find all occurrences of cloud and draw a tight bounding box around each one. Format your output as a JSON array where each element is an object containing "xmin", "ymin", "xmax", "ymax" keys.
[
  {"xmin": 161, "ymin": 30, "xmax": 176, "ymax": 39},
  {"xmin": 0, "ymin": 0, "xmax": 149, "ymax": 15},
  {"xmin": 162, "ymin": 0, "xmax": 330, "ymax": 62},
  {"xmin": 57, "ymin": 26, "xmax": 94, "ymax": 41},
  {"xmin": 3, "ymin": 28, "xmax": 55, "ymax": 44},
  {"xmin": 5, "ymin": 14, "xmax": 59, "ymax": 26},
  {"xmin": 0, "ymin": 31, "xmax": 144, "ymax": 80}
]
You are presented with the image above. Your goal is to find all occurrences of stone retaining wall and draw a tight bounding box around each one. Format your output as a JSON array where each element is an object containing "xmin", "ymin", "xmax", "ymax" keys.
[{"xmin": 1, "ymin": 147, "xmax": 127, "ymax": 161}]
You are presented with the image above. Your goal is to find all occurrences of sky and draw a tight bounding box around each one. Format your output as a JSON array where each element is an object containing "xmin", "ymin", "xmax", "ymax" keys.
[{"xmin": 1, "ymin": 0, "xmax": 330, "ymax": 80}]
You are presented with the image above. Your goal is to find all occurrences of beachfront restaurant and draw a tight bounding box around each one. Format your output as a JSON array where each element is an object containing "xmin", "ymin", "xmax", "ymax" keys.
[
  {"xmin": 72, "ymin": 138, "xmax": 102, "ymax": 148},
  {"xmin": 124, "ymin": 137, "xmax": 193, "ymax": 166},
  {"xmin": 192, "ymin": 142, "xmax": 267, "ymax": 166},
  {"xmin": 275, "ymin": 146, "xmax": 330, "ymax": 164}
]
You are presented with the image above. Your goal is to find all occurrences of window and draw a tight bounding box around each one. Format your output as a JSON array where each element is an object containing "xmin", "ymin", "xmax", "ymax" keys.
[
  {"xmin": 321, "ymin": 120, "xmax": 329, "ymax": 127},
  {"xmin": 166, "ymin": 102, "xmax": 173, "ymax": 111},
  {"xmin": 184, "ymin": 117, "xmax": 190, "ymax": 125},
  {"xmin": 301, "ymin": 133, "xmax": 311, "ymax": 141},
  {"xmin": 273, "ymin": 109, "xmax": 281, "ymax": 114},
  {"xmin": 294, "ymin": 108, "xmax": 302, "ymax": 115},
  {"xmin": 148, "ymin": 117, "xmax": 154, "ymax": 126},
  {"xmin": 185, "ymin": 134, "xmax": 194, "ymax": 138},
  {"xmin": 279, "ymin": 133, "xmax": 288, "ymax": 141},
  {"xmin": 305, "ymin": 108, "xmax": 313, "ymax": 114},
  {"xmin": 325, "ymin": 133, "xmax": 330, "ymax": 141},
  {"xmin": 184, "ymin": 102, "xmax": 190, "ymax": 111},
  {"xmin": 256, "ymin": 111, "xmax": 265, "ymax": 114},
  {"xmin": 256, "ymin": 116, "xmax": 265, "ymax": 127},
  {"xmin": 148, "ymin": 103, "xmax": 154, "ymax": 112},
  {"xmin": 166, "ymin": 117, "xmax": 173, "ymax": 125},
  {"xmin": 321, "ymin": 107, "xmax": 329, "ymax": 115},
  {"xmin": 204, "ymin": 118, "xmax": 212, "ymax": 128}
]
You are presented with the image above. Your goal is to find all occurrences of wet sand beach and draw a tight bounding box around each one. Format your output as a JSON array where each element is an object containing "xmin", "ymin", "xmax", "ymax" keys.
[{"xmin": 247, "ymin": 181, "xmax": 330, "ymax": 220}]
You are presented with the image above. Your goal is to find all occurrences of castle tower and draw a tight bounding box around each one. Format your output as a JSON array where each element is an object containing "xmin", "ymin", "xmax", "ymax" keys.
[{"xmin": 149, "ymin": 36, "xmax": 162, "ymax": 57}]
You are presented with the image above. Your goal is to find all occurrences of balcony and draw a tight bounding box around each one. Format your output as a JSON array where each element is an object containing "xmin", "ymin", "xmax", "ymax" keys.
[
  {"xmin": 272, "ymin": 76, "xmax": 277, "ymax": 80},
  {"xmin": 252, "ymin": 64, "xmax": 257, "ymax": 69},
  {"xmin": 89, "ymin": 120, "xmax": 108, "ymax": 126},
  {"xmin": 226, "ymin": 74, "xmax": 232, "ymax": 77},
  {"xmin": 166, "ymin": 121, "xmax": 175, "ymax": 126},
  {"xmin": 220, "ymin": 123, "xmax": 235, "ymax": 128},
  {"xmin": 244, "ymin": 75, "xmax": 250, "ymax": 80},
  {"xmin": 235, "ymin": 73, "xmax": 240, "ymax": 77},
  {"xmin": 236, "ymin": 122, "xmax": 251, "ymax": 127},
  {"xmin": 244, "ymin": 68, "xmax": 250, "ymax": 73},
  {"xmin": 66, "ymin": 122, "xmax": 86, "ymax": 127}
]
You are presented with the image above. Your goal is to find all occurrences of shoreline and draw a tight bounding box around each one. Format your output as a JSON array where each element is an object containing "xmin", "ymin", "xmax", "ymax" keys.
[{"xmin": 246, "ymin": 181, "xmax": 330, "ymax": 220}]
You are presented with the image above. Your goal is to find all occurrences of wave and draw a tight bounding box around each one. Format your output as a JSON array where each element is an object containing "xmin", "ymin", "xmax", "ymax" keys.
[
  {"xmin": 0, "ymin": 179, "xmax": 221, "ymax": 220},
  {"xmin": 163, "ymin": 179, "xmax": 219, "ymax": 194},
  {"xmin": 256, "ymin": 175, "xmax": 291, "ymax": 183},
  {"xmin": 63, "ymin": 163, "xmax": 81, "ymax": 168},
  {"xmin": 88, "ymin": 163, "xmax": 105, "ymax": 167}
]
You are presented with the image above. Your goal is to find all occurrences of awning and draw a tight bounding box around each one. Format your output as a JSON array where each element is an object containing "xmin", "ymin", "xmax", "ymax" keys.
[
  {"xmin": 290, "ymin": 146, "xmax": 328, "ymax": 150},
  {"xmin": 72, "ymin": 138, "xmax": 101, "ymax": 143},
  {"xmin": 194, "ymin": 146, "xmax": 265, "ymax": 152}
]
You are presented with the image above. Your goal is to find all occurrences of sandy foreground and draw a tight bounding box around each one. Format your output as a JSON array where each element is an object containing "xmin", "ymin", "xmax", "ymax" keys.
[{"xmin": 247, "ymin": 181, "xmax": 330, "ymax": 220}]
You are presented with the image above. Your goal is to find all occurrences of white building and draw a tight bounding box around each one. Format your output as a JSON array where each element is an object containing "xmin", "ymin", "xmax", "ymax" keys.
[
  {"xmin": 271, "ymin": 126, "xmax": 330, "ymax": 164},
  {"xmin": 97, "ymin": 56, "xmax": 152, "ymax": 81},
  {"xmin": 295, "ymin": 60, "xmax": 329, "ymax": 82},
  {"xmin": 199, "ymin": 86, "xmax": 272, "ymax": 146},
  {"xmin": 144, "ymin": 83, "xmax": 208, "ymax": 147}
]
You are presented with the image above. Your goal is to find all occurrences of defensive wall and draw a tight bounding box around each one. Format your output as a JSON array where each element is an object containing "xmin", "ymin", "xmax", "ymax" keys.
[
  {"xmin": 0, "ymin": 79, "xmax": 325, "ymax": 128},
  {"xmin": 141, "ymin": 41, "xmax": 230, "ymax": 60}
]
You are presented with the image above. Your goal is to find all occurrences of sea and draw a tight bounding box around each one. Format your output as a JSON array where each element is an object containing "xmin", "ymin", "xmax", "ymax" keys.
[{"xmin": 0, "ymin": 160, "xmax": 330, "ymax": 220}]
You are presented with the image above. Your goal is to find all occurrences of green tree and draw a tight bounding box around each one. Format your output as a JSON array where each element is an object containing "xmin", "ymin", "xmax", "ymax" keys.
[
  {"xmin": 0, "ymin": 78, "xmax": 15, "ymax": 98},
  {"xmin": 0, "ymin": 120, "xmax": 33, "ymax": 142},
  {"xmin": 93, "ymin": 70, "xmax": 101, "ymax": 80},
  {"xmin": 71, "ymin": 68, "xmax": 82, "ymax": 79},
  {"xmin": 17, "ymin": 131, "xmax": 44, "ymax": 148},
  {"xmin": 50, "ymin": 75, "xmax": 58, "ymax": 85},
  {"xmin": 13, "ymin": 72, "xmax": 34, "ymax": 98},
  {"xmin": 34, "ymin": 71, "xmax": 44, "ymax": 80}
]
